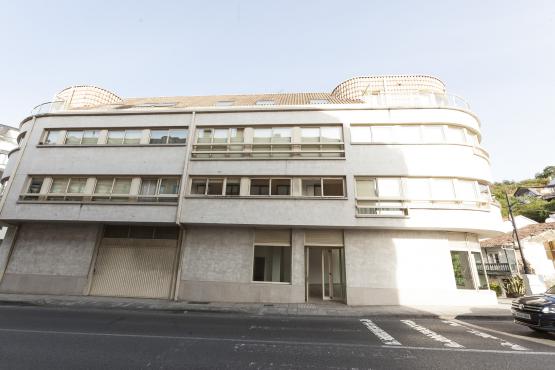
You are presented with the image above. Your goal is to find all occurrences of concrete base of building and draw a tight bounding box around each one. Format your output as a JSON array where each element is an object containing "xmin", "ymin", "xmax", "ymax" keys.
[
  {"xmin": 0, "ymin": 273, "xmax": 87, "ymax": 295},
  {"xmin": 178, "ymin": 281, "xmax": 305, "ymax": 303}
]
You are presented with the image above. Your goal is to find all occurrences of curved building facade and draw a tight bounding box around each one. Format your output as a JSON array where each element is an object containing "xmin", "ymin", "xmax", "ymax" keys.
[{"xmin": 0, "ymin": 76, "xmax": 503, "ymax": 305}]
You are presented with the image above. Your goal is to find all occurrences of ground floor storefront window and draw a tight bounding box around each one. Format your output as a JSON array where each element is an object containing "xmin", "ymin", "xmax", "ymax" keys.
[
  {"xmin": 252, "ymin": 230, "xmax": 292, "ymax": 283},
  {"xmin": 450, "ymin": 250, "xmax": 489, "ymax": 290}
]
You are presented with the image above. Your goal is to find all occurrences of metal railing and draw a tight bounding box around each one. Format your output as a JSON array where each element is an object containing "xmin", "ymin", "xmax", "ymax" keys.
[
  {"xmin": 477, "ymin": 263, "xmax": 512, "ymax": 274},
  {"xmin": 191, "ymin": 142, "xmax": 345, "ymax": 159}
]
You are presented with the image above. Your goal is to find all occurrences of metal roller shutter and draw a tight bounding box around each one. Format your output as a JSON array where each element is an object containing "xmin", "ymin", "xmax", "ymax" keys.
[{"xmin": 89, "ymin": 238, "xmax": 178, "ymax": 299}]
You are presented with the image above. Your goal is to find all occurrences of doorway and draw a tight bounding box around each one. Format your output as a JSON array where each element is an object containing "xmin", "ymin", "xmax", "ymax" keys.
[{"xmin": 305, "ymin": 247, "xmax": 346, "ymax": 302}]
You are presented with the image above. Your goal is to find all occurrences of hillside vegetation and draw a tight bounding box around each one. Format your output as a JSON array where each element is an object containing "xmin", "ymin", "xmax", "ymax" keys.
[{"xmin": 491, "ymin": 166, "xmax": 555, "ymax": 222}]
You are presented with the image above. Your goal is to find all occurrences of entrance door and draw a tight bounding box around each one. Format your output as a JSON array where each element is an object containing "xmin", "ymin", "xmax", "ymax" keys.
[{"xmin": 306, "ymin": 247, "xmax": 345, "ymax": 302}]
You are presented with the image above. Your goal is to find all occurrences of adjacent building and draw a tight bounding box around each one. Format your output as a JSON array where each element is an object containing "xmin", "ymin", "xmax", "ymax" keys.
[
  {"xmin": 0, "ymin": 124, "xmax": 19, "ymax": 242},
  {"xmin": 0, "ymin": 76, "xmax": 504, "ymax": 305}
]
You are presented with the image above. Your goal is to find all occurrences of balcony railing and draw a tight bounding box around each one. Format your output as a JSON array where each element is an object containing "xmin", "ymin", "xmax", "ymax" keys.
[
  {"xmin": 361, "ymin": 92, "xmax": 471, "ymax": 111},
  {"xmin": 30, "ymin": 101, "xmax": 65, "ymax": 116},
  {"xmin": 191, "ymin": 142, "xmax": 345, "ymax": 159},
  {"xmin": 477, "ymin": 263, "xmax": 513, "ymax": 275}
]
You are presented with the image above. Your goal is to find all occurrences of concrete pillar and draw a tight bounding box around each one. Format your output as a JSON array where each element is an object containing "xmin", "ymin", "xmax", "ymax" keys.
[
  {"xmin": 56, "ymin": 131, "xmax": 67, "ymax": 145},
  {"xmin": 97, "ymin": 130, "xmax": 108, "ymax": 145},
  {"xmin": 140, "ymin": 129, "xmax": 150, "ymax": 145},
  {"xmin": 240, "ymin": 177, "xmax": 250, "ymax": 196}
]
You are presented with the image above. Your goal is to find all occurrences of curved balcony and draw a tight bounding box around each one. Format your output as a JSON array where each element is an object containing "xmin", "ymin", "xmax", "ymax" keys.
[
  {"xmin": 30, "ymin": 101, "xmax": 65, "ymax": 116},
  {"xmin": 359, "ymin": 92, "xmax": 471, "ymax": 111}
]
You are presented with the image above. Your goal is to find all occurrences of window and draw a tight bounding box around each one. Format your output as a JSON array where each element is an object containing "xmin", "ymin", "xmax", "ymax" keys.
[
  {"xmin": 139, "ymin": 178, "xmax": 179, "ymax": 202},
  {"xmin": 149, "ymin": 130, "xmax": 169, "ymax": 144},
  {"xmin": 301, "ymin": 127, "xmax": 319, "ymax": 143},
  {"xmin": 123, "ymin": 130, "xmax": 142, "ymax": 144},
  {"xmin": 371, "ymin": 126, "xmax": 393, "ymax": 142},
  {"xmin": 82, "ymin": 130, "xmax": 100, "ymax": 145},
  {"xmin": 207, "ymin": 178, "xmax": 224, "ymax": 195},
  {"xmin": 431, "ymin": 179, "xmax": 455, "ymax": 200},
  {"xmin": 445, "ymin": 126, "xmax": 466, "ymax": 144},
  {"xmin": 252, "ymin": 230, "xmax": 291, "ymax": 283},
  {"xmin": 65, "ymin": 130, "xmax": 83, "ymax": 145},
  {"xmin": 255, "ymin": 99, "xmax": 275, "ymax": 105},
  {"xmin": 149, "ymin": 128, "xmax": 187, "ymax": 144},
  {"xmin": 43, "ymin": 130, "xmax": 60, "ymax": 145},
  {"xmin": 472, "ymin": 252, "xmax": 488, "ymax": 289},
  {"xmin": 355, "ymin": 178, "xmax": 377, "ymax": 198},
  {"xmin": 25, "ymin": 177, "xmax": 44, "ymax": 199},
  {"xmin": 309, "ymin": 99, "xmax": 329, "ymax": 104},
  {"xmin": 396, "ymin": 126, "xmax": 421, "ymax": 143},
  {"xmin": 377, "ymin": 178, "xmax": 401, "ymax": 198},
  {"xmin": 107, "ymin": 130, "xmax": 125, "ymax": 144},
  {"xmin": 422, "ymin": 126, "xmax": 444, "ymax": 142},
  {"xmin": 190, "ymin": 178, "xmax": 208, "ymax": 195},
  {"xmin": 93, "ymin": 178, "xmax": 132, "ymax": 201},
  {"xmin": 405, "ymin": 178, "xmax": 431, "ymax": 200},
  {"xmin": 225, "ymin": 178, "xmax": 240, "ymax": 195},
  {"xmin": 456, "ymin": 180, "xmax": 477, "ymax": 201},
  {"xmin": 450, "ymin": 251, "xmax": 474, "ymax": 289},
  {"xmin": 271, "ymin": 179, "xmax": 291, "ymax": 195},
  {"xmin": 478, "ymin": 183, "xmax": 491, "ymax": 202},
  {"xmin": 168, "ymin": 129, "xmax": 187, "ymax": 144},
  {"xmin": 250, "ymin": 179, "xmax": 270, "ymax": 195},
  {"xmin": 301, "ymin": 178, "xmax": 344, "ymax": 197},
  {"xmin": 350, "ymin": 126, "xmax": 372, "ymax": 143}
]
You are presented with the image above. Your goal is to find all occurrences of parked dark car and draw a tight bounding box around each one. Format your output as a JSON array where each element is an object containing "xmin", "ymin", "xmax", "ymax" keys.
[{"xmin": 511, "ymin": 285, "xmax": 555, "ymax": 332}]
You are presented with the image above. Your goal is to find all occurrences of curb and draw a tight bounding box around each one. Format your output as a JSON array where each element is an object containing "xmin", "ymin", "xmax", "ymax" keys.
[{"xmin": 0, "ymin": 298, "xmax": 513, "ymax": 320}]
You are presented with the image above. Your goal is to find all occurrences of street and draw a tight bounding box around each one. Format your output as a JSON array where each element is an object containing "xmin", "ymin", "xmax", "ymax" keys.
[{"xmin": 0, "ymin": 304, "xmax": 553, "ymax": 370}]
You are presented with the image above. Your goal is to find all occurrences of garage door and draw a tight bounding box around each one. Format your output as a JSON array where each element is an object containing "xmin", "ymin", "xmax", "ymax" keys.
[{"xmin": 89, "ymin": 226, "xmax": 179, "ymax": 299}]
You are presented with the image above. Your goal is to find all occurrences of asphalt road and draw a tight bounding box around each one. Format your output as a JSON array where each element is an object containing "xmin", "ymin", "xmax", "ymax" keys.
[{"xmin": 0, "ymin": 304, "xmax": 553, "ymax": 370}]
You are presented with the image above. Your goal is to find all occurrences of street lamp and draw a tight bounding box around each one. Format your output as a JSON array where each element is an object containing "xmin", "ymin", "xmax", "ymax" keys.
[{"xmin": 504, "ymin": 191, "xmax": 530, "ymax": 274}]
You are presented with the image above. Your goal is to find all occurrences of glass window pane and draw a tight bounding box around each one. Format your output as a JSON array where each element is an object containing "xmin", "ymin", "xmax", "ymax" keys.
[
  {"xmin": 159, "ymin": 179, "xmax": 179, "ymax": 194},
  {"xmin": 472, "ymin": 252, "xmax": 488, "ymax": 289},
  {"xmin": 271, "ymin": 179, "xmax": 290, "ymax": 195},
  {"xmin": 65, "ymin": 131, "xmax": 83, "ymax": 145},
  {"xmin": 405, "ymin": 178, "xmax": 430, "ymax": 199},
  {"xmin": 107, "ymin": 130, "xmax": 124, "ymax": 144},
  {"xmin": 206, "ymin": 179, "xmax": 223, "ymax": 195},
  {"xmin": 250, "ymin": 179, "xmax": 270, "ymax": 195},
  {"xmin": 253, "ymin": 128, "xmax": 272, "ymax": 143},
  {"xmin": 169, "ymin": 129, "xmax": 187, "ymax": 144},
  {"xmin": 123, "ymin": 130, "xmax": 142, "ymax": 144},
  {"xmin": 323, "ymin": 179, "xmax": 344, "ymax": 196},
  {"xmin": 371, "ymin": 126, "xmax": 393, "ymax": 142},
  {"xmin": 67, "ymin": 178, "xmax": 87, "ymax": 193},
  {"xmin": 456, "ymin": 180, "xmax": 477, "ymax": 200},
  {"xmin": 44, "ymin": 131, "xmax": 59, "ymax": 145},
  {"xmin": 154, "ymin": 226, "xmax": 179, "ymax": 240},
  {"xmin": 451, "ymin": 251, "xmax": 475, "ymax": 289},
  {"xmin": 94, "ymin": 179, "xmax": 114, "ymax": 194},
  {"xmin": 225, "ymin": 179, "xmax": 240, "ymax": 195},
  {"xmin": 431, "ymin": 179, "xmax": 455, "ymax": 199},
  {"xmin": 272, "ymin": 128, "xmax": 291, "ymax": 143},
  {"xmin": 28, "ymin": 178, "xmax": 44, "ymax": 193},
  {"xmin": 230, "ymin": 128, "xmax": 244, "ymax": 143},
  {"xmin": 356, "ymin": 179, "xmax": 376, "ymax": 198},
  {"xmin": 321, "ymin": 127, "xmax": 341, "ymax": 142},
  {"xmin": 150, "ymin": 130, "xmax": 169, "ymax": 144},
  {"xmin": 140, "ymin": 179, "xmax": 158, "ymax": 195},
  {"xmin": 197, "ymin": 129, "xmax": 213, "ymax": 143},
  {"xmin": 252, "ymin": 245, "xmax": 291, "ymax": 282},
  {"xmin": 112, "ymin": 179, "xmax": 131, "ymax": 194},
  {"xmin": 478, "ymin": 183, "xmax": 491, "ymax": 201},
  {"xmin": 190, "ymin": 179, "xmax": 207, "ymax": 195},
  {"xmin": 422, "ymin": 126, "xmax": 444, "ymax": 142},
  {"xmin": 81, "ymin": 130, "xmax": 99, "ymax": 145},
  {"xmin": 213, "ymin": 129, "xmax": 228, "ymax": 143},
  {"xmin": 445, "ymin": 126, "xmax": 466, "ymax": 144},
  {"xmin": 377, "ymin": 178, "xmax": 401, "ymax": 197},
  {"xmin": 396, "ymin": 126, "xmax": 421, "ymax": 143},
  {"xmin": 467, "ymin": 132, "xmax": 479, "ymax": 146},
  {"xmin": 350, "ymin": 126, "xmax": 371, "ymax": 143},
  {"xmin": 301, "ymin": 128, "xmax": 319, "ymax": 142},
  {"xmin": 50, "ymin": 178, "xmax": 69, "ymax": 193},
  {"xmin": 302, "ymin": 179, "xmax": 321, "ymax": 196}
]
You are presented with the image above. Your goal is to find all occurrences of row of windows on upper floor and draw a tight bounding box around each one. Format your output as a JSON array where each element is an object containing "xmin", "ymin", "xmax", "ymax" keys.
[
  {"xmin": 36, "ymin": 124, "xmax": 483, "ymax": 159},
  {"xmin": 19, "ymin": 175, "xmax": 492, "ymax": 216}
]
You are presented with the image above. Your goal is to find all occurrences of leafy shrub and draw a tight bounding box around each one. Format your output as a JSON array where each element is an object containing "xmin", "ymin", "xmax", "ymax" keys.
[
  {"xmin": 502, "ymin": 276, "xmax": 525, "ymax": 298},
  {"xmin": 489, "ymin": 282, "xmax": 502, "ymax": 297}
]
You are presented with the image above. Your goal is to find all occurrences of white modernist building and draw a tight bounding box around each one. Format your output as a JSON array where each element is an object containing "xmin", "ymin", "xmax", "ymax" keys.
[{"xmin": 0, "ymin": 76, "xmax": 504, "ymax": 305}]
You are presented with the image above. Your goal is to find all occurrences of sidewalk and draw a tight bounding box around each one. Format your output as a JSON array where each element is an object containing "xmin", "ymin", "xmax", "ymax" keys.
[{"xmin": 0, "ymin": 293, "xmax": 512, "ymax": 320}]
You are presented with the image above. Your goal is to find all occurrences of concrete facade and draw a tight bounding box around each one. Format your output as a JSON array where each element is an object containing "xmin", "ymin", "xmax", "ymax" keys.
[{"xmin": 0, "ymin": 77, "xmax": 503, "ymax": 305}]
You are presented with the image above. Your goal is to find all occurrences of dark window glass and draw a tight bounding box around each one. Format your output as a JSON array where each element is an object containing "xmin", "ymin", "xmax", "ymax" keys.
[
  {"xmin": 104, "ymin": 225, "xmax": 130, "ymax": 238},
  {"xmin": 250, "ymin": 179, "xmax": 270, "ymax": 195},
  {"xmin": 154, "ymin": 227, "xmax": 179, "ymax": 240},
  {"xmin": 252, "ymin": 246, "xmax": 291, "ymax": 282},
  {"xmin": 129, "ymin": 226, "xmax": 155, "ymax": 239},
  {"xmin": 169, "ymin": 129, "xmax": 187, "ymax": 144}
]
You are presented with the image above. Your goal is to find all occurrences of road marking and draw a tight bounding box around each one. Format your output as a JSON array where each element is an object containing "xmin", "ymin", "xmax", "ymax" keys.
[
  {"xmin": 1, "ymin": 327, "xmax": 554, "ymax": 356},
  {"xmin": 443, "ymin": 317, "xmax": 555, "ymax": 349},
  {"xmin": 359, "ymin": 319, "xmax": 401, "ymax": 345},
  {"xmin": 401, "ymin": 320, "xmax": 464, "ymax": 348},
  {"xmin": 442, "ymin": 320, "xmax": 528, "ymax": 351}
]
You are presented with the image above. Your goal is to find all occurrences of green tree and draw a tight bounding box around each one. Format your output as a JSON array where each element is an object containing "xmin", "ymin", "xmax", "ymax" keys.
[{"xmin": 535, "ymin": 166, "xmax": 555, "ymax": 179}]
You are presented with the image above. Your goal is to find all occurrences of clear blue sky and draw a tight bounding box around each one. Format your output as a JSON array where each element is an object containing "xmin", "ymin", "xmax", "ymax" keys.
[{"xmin": 0, "ymin": 0, "xmax": 553, "ymax": 181}]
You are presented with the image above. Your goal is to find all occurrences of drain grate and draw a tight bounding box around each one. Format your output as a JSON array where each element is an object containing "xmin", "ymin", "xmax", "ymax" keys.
[{"xmin": 187, "ymin": 301, "xmax": 210, "ymax": 305}]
